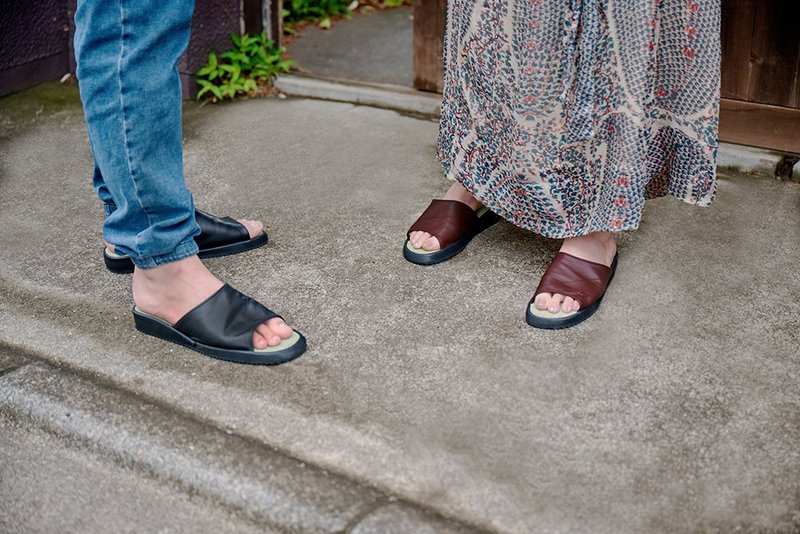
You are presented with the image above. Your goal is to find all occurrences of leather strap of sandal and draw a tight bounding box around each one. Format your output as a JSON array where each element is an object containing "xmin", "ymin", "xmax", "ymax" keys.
[
  {"xmin": 534, "ymin": 252, "xmax": 615, "ymax": 307},
  {"xmin": 407, "ymin": 200, "xmax": 478, "ymax": 249},
  {"xmin": 174, "ymin": 284, "xmax": 278, "ymax": 350},
  {"xmin": 195, "ymin": 209, "xmax": 250, "ymax": 249}
]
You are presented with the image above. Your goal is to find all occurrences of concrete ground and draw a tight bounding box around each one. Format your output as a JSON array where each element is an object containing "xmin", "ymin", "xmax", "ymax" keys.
[
  {"xmin": 286, "ymin": 7, "xmax": 413, "ymax": 87},
  {"xmin": 1, "ymin": 82, "xmax": 799, "ymax": 533}
]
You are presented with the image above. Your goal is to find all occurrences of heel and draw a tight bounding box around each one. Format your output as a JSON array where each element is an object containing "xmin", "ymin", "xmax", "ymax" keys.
[
  {"xmin": 104, "ymin": 251, "xmax": 135, "ymax": 274},
  {"xmin": 133, "ymin": 308, "xmax": 195, "ymax": 348}
]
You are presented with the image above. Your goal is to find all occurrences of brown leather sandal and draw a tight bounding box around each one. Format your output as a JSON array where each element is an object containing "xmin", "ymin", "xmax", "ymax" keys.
[
  {"xmin": 404, "ymin": 200, "xmax": 499, "ymax": 265},
  {"xmin": 526, "ymin": 252, "xmax": 619, "ymax": 329}
]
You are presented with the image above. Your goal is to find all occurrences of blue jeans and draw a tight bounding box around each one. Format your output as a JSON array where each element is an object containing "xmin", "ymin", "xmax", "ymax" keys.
[{"xmin": 74, "ymin": 0, "xmax": 200, "ymax": 269}]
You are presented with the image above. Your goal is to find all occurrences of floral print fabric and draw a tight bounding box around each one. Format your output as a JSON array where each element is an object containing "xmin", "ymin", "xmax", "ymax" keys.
[{"xmin": 438, "ymin": 0, "xmax": 721, "ymax": 238}]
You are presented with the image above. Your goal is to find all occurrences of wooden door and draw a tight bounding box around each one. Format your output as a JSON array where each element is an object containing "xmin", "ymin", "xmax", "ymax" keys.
[{"xmin": 720, "ymin": 0, "xmax": 800, "ymax": 155}]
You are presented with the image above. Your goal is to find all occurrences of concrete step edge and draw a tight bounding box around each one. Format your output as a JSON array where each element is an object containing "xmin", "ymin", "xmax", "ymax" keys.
[
  {"xmin": 0, "ymin": 356, "xmax": 479, "ymax": 533},
  {"xmin": 0, "ymin": 276, "xmax": 490, "ymax": 532},
  {"xmin": 274, "ymin": 74, "xmax": 798, "ymax": 180},
  {"xmin": 274, "ymin": 74, "xmax": 441, "ymax": 117}
]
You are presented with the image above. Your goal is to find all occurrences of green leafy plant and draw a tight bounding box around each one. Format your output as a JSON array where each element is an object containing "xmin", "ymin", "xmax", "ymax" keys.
[
  {"xmin": 282, "ymin": 0, "xmax": 352, "ymax": 31},
  {"xmin": 282, "ymin": 0, "xmax": 413, "ymax": 33},
  {"xmin": 195, "ymin": 32, "xmax": 293, "ymax": 102}
]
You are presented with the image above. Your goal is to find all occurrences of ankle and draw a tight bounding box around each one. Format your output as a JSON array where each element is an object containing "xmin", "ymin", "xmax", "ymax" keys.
[
  {"xmin": 131, "ymin": 255, "xmax": 222, "ymax": 323},
  {"xmin": 565, "ymin": 232, "xmax": 615, "ymax": 247},
  {"xmin": 560, "ymin": 232, "xmax": 617, "ymax": 265},
  {"xmin": 135, "ymin": 255, "xmax": 198, "ymax": 282},
  {"xmin": 443, "ymin": 182, "xmax": 482, "ymax": 210},
  {"xmin": 132, "ymin": 256, "xmax": 204, "ymax": 307}
]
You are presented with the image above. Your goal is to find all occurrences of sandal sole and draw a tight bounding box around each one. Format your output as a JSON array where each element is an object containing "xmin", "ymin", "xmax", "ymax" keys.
[
  {"xmin": 133, "ymin": 306, "xmax": 306, "ymax": 365},
  {"xmin": 104, "ymin": 231, "xmax": 269, "ymax": 274}
]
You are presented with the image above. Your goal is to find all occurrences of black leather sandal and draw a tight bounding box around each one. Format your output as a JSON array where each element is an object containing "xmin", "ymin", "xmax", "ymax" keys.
[
  {"xmin": 104, "ymin": 209, "xmax": 269, "ymax": 274},
  {"xmin": 133, "ymin": 284, "xmax": 307, "ymax": 365}
]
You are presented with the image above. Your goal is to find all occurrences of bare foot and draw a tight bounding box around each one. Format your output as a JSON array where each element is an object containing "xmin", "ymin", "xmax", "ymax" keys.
[
  {"xmin": 409, "ymin": 182, "xmax": 483, "ymax": 251},
  {"xmin": 105, "ymin": 218, "xmax": 264, "ymax": 253},
  {"xmin": 533, "ymin": 232, "xmax": 617, "ymax": 314},
  {"xmin": 132, "ymin": 255, "xmax": 292, "ymax": 349}
]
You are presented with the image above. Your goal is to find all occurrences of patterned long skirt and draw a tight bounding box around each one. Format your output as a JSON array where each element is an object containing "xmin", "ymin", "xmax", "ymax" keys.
[{"xmin": 438, "ymin": 0, "xmax": 721, "ymax": 238}]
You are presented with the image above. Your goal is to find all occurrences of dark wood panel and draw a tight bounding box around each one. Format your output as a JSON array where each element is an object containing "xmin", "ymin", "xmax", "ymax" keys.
[
  {"xmin": 412, "ymin": 0, "xmax": 446, "ymax": 93},
  {"xmin": 720, "ymin": 98, "xmax": 800, "ymax": 154},
  {"xmin": 720, "ymin": 0, "xmax": 756, "ymax": 100},
  {"xmin": 749, "ymin": 2, "xmax": 800, "ymax": 108},
  {"xmin": 243, "ymin": 0, "xmax": 282, "ymax": 47},
  {"xmin": 243, "ymin": 0, "xmax": 263, "ymax": 34},
  {"xmin": 268, "ymin": 0, "xmax": 283, "ymax": 47}
]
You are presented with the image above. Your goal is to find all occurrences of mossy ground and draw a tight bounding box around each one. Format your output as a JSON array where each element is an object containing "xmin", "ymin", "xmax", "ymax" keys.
[{"xmin": 0, "ymin": 81, "xmax": 83, "ymax": 131}]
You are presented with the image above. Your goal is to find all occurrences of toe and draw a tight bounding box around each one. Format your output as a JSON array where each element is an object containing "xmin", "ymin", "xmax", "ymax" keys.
[
  {"xmin": 252, "ymin": 330, "xmax": 268, "ymax": 349},
  {"xmin": 266, "ymin": 317, "xmax": 293, "ymax": 339},
  {"xmin": 421, "ymin": 236, "xmax": 441, "ymax": 251},
  {"xmin": 411, "ymin": 231, "xmax": 430, "ymax": 248},
  {"xmin": 238, "ymin": 219, "xmax": 264, "ymax": 239},
  {"xmin": 562, "ymin": 296, "xmax": 576, "ymax": 313},
  {"xmin": 547, "ymin": 293, "xmax": 564, "ymax": 313},
  {"xmin": 256, "ymin": 323, "xmax": 282, "ymax": 347},
  {"xmin": 534, "ymin": 293, "xmax": 550, "ymax": 310}
]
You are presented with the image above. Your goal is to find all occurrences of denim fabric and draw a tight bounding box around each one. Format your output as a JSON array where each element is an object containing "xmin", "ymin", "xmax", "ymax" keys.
[{"xmin": 74, "ymin": 0, "xmax": 200, "ymax": 268}]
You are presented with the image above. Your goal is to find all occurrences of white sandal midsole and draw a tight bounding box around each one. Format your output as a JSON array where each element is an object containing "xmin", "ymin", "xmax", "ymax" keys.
[{"xmin": 527, "ymin": 304, "xmax": 579, "ymax": 320}]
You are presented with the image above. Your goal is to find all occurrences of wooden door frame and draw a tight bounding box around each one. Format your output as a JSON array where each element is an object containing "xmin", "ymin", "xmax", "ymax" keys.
[
  {"xmin": 413, "ymin": 0, "xmax": 447, "ymax": 93},
  {"xmin": 243, "ymin": 0, "xmax": 282, "ymax": 47}
]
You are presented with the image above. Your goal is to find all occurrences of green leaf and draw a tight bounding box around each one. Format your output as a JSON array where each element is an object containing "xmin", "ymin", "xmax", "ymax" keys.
[
  {"xmin": 195, "ymin": 27, "xmax": 296, "ymax": 102},
  {"xmin": 196, "ymin": 79, "xmax": 224, "ymax": 101}
]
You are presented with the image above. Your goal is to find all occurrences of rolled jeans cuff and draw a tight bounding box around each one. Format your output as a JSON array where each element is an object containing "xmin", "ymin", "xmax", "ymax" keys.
[
  {"xmin": 103, "ymin": 203, "xmax": 117, "ymax": 217},
  {"xmin": 132, "ymin": 238, "xmax": 199, "ymax": 270}
]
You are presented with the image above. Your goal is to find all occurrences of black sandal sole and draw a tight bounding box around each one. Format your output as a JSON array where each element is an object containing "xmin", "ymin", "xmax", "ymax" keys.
[
  {"xmin": 526, "ymin": 297, "xmax": 604, "ymax": 329},
  {"xmin": 403, "ymin": 211, "xmax": 499, "ymax": 266},
  {"xmin": 133, "ymin": 306, "xmax": 306, "ymax": 365},
  {"xmin": 104, "ymin": 232, "xmax": 269, "ymax": 274}
]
